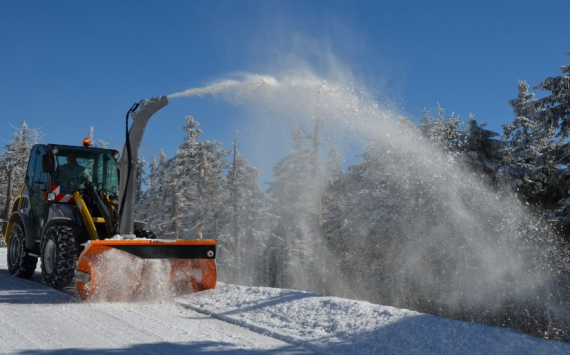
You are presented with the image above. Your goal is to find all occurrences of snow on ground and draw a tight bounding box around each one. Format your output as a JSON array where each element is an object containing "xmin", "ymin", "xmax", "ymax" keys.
[
  {"xmin": 184, "ymin": 285, "xmax": 570, "ymax": 355},
  {"xmin": 1, "ymin": 247, "xmax": 569, "ymax": 354},
  {"xmin": 0, "ymin": 248, "xmax": 309, "ymax": 355}
]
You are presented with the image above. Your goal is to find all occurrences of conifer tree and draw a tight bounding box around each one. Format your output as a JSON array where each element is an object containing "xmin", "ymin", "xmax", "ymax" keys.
[
  {"xmin": 85, "ymin": 126, "xmax": 108, "ymax": 148},
  {"xmin": 323, "ymin": 137, "xmax": 407, "ymax": 301},
  {"xmin": 264, "ymin": 125, "xmax": 329, "ymax": 293},
  {"xmin": 501, "ymin": 80, "xmax": 560, "ymax": 203},
  {"xmin": 460, "ymin": 115, "xmax": 506, "ymax": 184},
  {"xmin": 137, "ymin": 150, "xmax": 174, "ymax": 238},
  {"xmin": 193, "ymin": 139, "xmax": 229, "ymax": 240},
  {"xmin": 418, "ymin": 104, "xmax": 467, "ymax": 158},
  {"xmin": 217, "ymin": 131, "xmax": 270, "ymax": 284},
  {"xmin": 533, "ymin": 54, "xmax": 570, "ymax": 139},
  {"xmin": 1, "ymin": 122, "xmax": 41, "ymax": 221},
  {"xmin": 501, "ymin": 55, "xmax": 570, "ymax": 224},
  {"xmin": 161, "ymin": 116, "xmax": 229, "ymax": 240},
  {"xmin": 530, "ymin": 54, "xmax": 570, "ymax": 225},
  {"xmin": 170, "ymin": 116, "xmax": 202, "ymax": 239}
]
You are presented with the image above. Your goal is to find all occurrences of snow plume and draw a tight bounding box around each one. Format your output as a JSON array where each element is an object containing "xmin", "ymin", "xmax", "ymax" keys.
[
  {"xmin": 167, "ymin": 74, "xmax": 280, "ymax": 103},
  {"xmin": 167, "ymin": 70, "xmax": 366, "ymax": 120},
  {"xmin": 170, "ymin": 66, "xmax": 566, "ymax": 334}
]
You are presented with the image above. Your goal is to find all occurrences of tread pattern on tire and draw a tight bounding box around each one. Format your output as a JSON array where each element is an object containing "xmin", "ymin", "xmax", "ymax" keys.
[{"xmin": 41, "ymin": 225, "xmax": 77, "ymax": 290}]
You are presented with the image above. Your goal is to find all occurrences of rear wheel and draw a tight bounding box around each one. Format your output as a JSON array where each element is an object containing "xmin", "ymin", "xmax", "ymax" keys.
[
  {"xmin": 7, "ymin": 224, "xmax": 38, "ymax": 278},
  {"xmin": 41, "ymin": 225, "xmax": 77, "ymax": 290}
]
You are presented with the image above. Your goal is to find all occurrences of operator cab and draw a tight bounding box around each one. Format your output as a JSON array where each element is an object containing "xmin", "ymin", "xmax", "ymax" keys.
[{"xmin": 42, "ymin": 143, "xmax": 120, "ymax": 200}]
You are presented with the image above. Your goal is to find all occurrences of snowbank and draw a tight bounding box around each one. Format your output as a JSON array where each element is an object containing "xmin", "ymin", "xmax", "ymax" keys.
[{"xmin": 180, "ymin": 283, "xmax": 570, "ymax": 355}]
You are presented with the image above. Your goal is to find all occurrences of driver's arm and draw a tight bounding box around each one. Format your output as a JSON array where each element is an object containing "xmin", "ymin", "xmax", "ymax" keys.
[
  {"xmin": 82, "ymin": 170, "xmax": 92, "ymax": 183},
  {"xmin": 79, "ymin": 166, "xmax": 92, "ymax": 183}
]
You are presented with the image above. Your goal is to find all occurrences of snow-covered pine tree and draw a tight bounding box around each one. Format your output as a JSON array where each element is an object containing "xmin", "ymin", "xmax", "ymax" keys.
[
  {"xmin": 501, "ymin": 80, "xmax": 561, "ymax": 205},
  {"xmin": 323, "ymin": 136, "xmax": 408, "ymax": 302},
  {"xmin": 519, "ymin": 53, "xmax": 570, "ymax": 336},
  {"xmin": 418, "ymin": 104, "xmax": 467, "ymax": 159},
  {"xmin": 193, "ymin": 139, "xmax": 229, "ymax": 240},
  {"xmin": 321, "ymin": 147, "xmax": 343, "ymax": 236},
  {"xmin": 216, "ymin": 131, "xmax": 271, "ymax": 285},
  {"xmin": 323, "ymin": 146, "xmax": 343, "ymax": 185},
  {"xmin": 1, "ymin": 122, "xmax": 41, "ymax": 221},
  {"xmin": 533, "ymin": 53, "xmax": 570, "ymax": 140},
  {"xmin": 320, "ymin": 145, "xmax": 344, "ymax": 246},
  {"xmin": 264, "ymin": 124, "xmax": 329, "ymax": 293},
  {"xmin": 135, "ymin": 159, "xmax": 147, "ymax": 204},
  {"xmin": 137, "ymin": 150, "xmax": 174, "ymax": 238},
  {"xmin": 528, "ymin": 54, "xmax": 570, "ymax": 225},
  {"xmin": 136, "ymin": 157, "xmax": 155, "ymax": 232},
  {"xmin": 165, "ymin": 116, "xmax": 229, "ymax": 240},
  {"xmin": 86, "ymin": 127, "xmax": 95, "ymax": 147},
  {"xmin": 168, "ymin": 116, "xmax": 203, "ymax": 239},
  {"xmin": 459, "ymin": 115, "xmax": 506, "ymax": 185}
]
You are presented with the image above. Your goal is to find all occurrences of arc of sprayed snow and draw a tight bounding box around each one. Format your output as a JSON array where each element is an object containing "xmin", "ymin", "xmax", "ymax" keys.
[
  {"xmin": 167, "ymin": 75, "xmax": 281, "ymax": 100},
  {"xmin": 167, "ymin": 79, "xmax": 239, "ymax": 99}
]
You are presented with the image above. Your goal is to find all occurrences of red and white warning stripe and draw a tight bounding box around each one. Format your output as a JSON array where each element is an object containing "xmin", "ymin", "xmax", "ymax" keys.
[{"xmin": 50, "ymin": 185, "xmax": 76, "ymax": 203}]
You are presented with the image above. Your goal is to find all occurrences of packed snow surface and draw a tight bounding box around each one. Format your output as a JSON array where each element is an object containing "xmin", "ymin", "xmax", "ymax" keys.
[{"xmin": 1, "ymin": 248, "xmax": 569, "ymax": 354}]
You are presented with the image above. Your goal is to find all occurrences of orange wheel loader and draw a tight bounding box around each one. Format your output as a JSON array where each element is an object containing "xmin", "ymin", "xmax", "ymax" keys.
[{"xmin": 2, "ymin": 96, "xmax": 217, "ymax": 300}]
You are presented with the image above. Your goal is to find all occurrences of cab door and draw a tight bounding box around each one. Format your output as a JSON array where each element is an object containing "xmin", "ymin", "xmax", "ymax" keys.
[{"xmin": 27, "ymin": 146, "xmax": 48, "ymax": 229}]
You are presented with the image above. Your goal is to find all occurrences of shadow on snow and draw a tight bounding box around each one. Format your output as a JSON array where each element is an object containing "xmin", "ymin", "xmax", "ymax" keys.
[
  {"xmin": 13, "ymin": 341, "xmax": 313, "ymax": 355},
  {"xmin": 0, "ymin": 269, "xmax": 73, "ymax": 304}
]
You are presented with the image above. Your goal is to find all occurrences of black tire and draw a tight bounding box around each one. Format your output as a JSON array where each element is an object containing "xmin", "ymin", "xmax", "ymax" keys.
[
  {"xmin": 41, "ymin": 225, "xmax": 77, "ymax": 290},
  {"xmin": 7, "ymin": 224, "xmax": 38, "ymax": 278}
]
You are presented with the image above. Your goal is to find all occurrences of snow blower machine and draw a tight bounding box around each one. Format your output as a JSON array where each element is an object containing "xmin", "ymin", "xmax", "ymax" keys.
[{"xmin": 2, "ymin": 96, "xmax": 217, "ymax": 300}]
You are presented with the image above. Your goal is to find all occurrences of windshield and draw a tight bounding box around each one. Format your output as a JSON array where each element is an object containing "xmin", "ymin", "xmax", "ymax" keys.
[{"xmin": 54, "ymin": 149, "xmax": 119, "ymax": 197}]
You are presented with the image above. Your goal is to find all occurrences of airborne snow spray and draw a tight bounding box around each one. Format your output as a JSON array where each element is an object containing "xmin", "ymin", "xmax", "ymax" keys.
[{"xmin": 167, "ymin": 69, "xmax": 568, "ymax": 336}]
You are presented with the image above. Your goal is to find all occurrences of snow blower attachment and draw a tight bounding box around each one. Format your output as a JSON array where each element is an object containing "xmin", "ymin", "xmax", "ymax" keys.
[
  {"xmin": 3, "ymin": 96, "xmax": 217, "ymax": 301},
  {"xmin": 76, "ymin": 239, "xmax": 217, "ymax": 300}
]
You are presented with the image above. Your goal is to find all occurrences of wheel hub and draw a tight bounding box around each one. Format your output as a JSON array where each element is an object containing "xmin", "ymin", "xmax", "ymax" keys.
[
  {"xmin": 43, "ymin": 239, "xmax": 57, "ymax": 275},
  {"xmin": 8, "ymin": 236, "xmax": 21, "ymax": 265}
]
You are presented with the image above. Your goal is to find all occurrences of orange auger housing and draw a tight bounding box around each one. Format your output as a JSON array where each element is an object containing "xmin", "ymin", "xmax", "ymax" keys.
[{"xmin": 76, "ymin": 240, "xmax": 217, "ymax": 301}]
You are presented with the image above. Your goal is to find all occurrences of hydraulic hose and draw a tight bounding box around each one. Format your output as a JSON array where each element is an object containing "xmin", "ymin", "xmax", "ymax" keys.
[{"xmin": 117, "ymin": 102, "xmax": 140, "ymax": 233}]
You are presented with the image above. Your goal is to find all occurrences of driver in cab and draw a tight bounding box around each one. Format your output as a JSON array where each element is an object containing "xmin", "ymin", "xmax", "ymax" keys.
[{"xmin": 58, "ymin": 153, "xmax": 91, "ymax": 192}]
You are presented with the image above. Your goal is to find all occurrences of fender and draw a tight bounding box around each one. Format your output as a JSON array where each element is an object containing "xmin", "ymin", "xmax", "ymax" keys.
[
  {"xmin": 3, "ymin": 186, "xmax": 24, "ymax": 243},
  {"xmin": 39, "ymin": 217, "xmax": 81, "ymax": 257},
  {"xmin": 42, "ymin": 217, "xmax": 75, "ymax": 235},
  {"xmin": 6, "ymin": 211, "xmax": 39, "ymax": 250},
  {"xmin": 1, "ymin": 197, "xmax": 19, "ymax": 236}
]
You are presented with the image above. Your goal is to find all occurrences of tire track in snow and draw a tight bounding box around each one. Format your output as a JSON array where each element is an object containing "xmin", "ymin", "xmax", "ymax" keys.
[
  {"xmin": 0, "ymin": 308, "xmax": 44, "ymax": 350},
  {"xmin": 178, "ymin": 299, "xmax": 321, "ymax": 354}
]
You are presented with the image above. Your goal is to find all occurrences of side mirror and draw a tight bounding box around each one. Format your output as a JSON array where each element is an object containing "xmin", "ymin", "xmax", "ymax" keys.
[{"xmin": 42, "ymin": 154, "xmax": 57, "ymax": 173}]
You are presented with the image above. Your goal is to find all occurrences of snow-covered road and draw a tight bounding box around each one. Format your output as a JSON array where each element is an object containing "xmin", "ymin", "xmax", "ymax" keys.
[
  {"xmin": 0, "ymin": 248, "xmax": 310, "ymax": 354},
  {"xmin": 0, "ymin": 276, "xmax": 309, "ymax": 354},
  {"xmin": 1, "ymin": 247, "xmax": 569, "ymax": 354}
]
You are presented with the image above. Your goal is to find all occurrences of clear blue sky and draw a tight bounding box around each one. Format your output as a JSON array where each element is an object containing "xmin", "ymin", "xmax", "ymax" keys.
[{"xmin": 1, "ymin": 0, "xmax": 568, "ymax": 184}]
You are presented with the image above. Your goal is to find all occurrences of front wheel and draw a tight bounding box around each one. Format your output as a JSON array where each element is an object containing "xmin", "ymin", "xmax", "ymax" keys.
[
  {"xmin": 41, "ymin": 225, "xmax": 77, "ymax": 290},
  {"xmin": 7, "ymin": 224, "xmax": 38, "ymax": 278}
]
